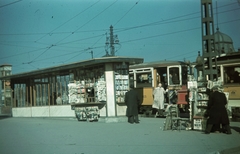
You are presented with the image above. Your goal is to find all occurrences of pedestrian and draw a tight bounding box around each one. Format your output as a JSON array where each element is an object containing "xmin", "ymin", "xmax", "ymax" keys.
[
  {"xmin": 172, "ymin": 73, "xmax": 179, "ymax": 84},
  {"xmin": 56, "ymin": 93, "xmax": 63, "ymax": 105},
  {"xmin": 152, "ymin": 83, "xmax": 166, "ymax": 117},
  {"xmin": 125, "ymin": 84, "xmax": 141, "ymax": 124},
  {"xmin": 205, "ymin": 86, "xmax": 231, "ymax": 134}
]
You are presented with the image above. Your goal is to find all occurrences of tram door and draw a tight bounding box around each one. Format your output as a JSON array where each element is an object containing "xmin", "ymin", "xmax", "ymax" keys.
[
  {"xmin": 129, "ymin": 68, "xmax": 154, "ymax": 106},
  {"xmin": 167, "ymin": 65, "xmax": 182, "ymax": 104}
]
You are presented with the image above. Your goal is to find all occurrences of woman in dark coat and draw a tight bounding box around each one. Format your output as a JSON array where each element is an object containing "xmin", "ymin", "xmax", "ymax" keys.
[
  {"xmin": 124, "ymin": 85, "xmax": 141, "ymax": 124},
  {"xmin": 205, "ymin": 86, "xmax": 231, "ymax": 134}
]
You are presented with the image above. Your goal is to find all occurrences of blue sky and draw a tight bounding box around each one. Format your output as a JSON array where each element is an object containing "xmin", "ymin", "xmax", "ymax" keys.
[{"xmin": 0, "ymin": 0, "xmax": 239, "ymax": 74}]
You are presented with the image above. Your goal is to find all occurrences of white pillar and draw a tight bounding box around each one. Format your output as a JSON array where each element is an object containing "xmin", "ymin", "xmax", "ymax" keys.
[{"xmin": 105, "ymin": 63, "xmax": 116, "ymax": 117}]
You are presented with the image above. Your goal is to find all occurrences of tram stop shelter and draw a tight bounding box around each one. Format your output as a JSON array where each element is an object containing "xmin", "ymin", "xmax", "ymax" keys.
[{"xmin": 0, "ymin": 56, "xmax": 143, "ymax": 120}]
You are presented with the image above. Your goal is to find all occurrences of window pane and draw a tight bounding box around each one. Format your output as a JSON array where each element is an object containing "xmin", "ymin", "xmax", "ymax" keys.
[
  {"xmin": 136, "ymin": 73, "xmax": 152, "ymax": 88},
  {"xmin": 169, "ymin": 67, "xmax": 180, "ymax": 85},
  {"xmin": 224, "ymin": 66, "xmax": 240, "ymax": 83}
]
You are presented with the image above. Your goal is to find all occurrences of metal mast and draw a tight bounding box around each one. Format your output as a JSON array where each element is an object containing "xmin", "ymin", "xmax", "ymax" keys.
[
  {"xmin": 201, "ymin": 0, "xmax": 218, "ymax": 81},
  {"xmin": 105, "ymin": 25, "xmax": 119, "ymax": 56},
  {"xmin": 110, "ymin": 25, "xmax": 115, "ymax": 56}
]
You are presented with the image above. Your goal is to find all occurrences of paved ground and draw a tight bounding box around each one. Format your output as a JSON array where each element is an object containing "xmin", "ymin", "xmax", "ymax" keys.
[{"xmin": 0, "ymin": 116, "xmax": 240, "ymax": 154}]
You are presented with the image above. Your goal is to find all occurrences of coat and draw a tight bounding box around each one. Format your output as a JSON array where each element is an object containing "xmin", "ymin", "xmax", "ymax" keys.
[
  {"xmin": 207, "ymin": 91, "xmax": 229, "ymax": 125},
  {"xmin": 152, "ymin": 87, "xmax": 165, "ymax": 110},
  {"xmin": 124, "ymin": 89, "xmax": 140, "ymax": 117}
]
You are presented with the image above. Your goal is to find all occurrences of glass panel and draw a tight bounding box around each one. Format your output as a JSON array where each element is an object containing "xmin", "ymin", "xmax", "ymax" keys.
[
  {"xmin": 169, "ymin": 67, "xmax": 180, "ymax": 85},
  {"xmin": 136, "ymin": 72, "xmax": 152, "ymax": 88},
  {"xmin": 36, "ymin": 84, "xmax": 40, "ymax": 106},
  {"xmin": 129, "ymin": 73, "xmax": 134, "ymax": 87},
  {"xmin": 224, "ymin": 65, "xmax": 240, "ymax": 84}
]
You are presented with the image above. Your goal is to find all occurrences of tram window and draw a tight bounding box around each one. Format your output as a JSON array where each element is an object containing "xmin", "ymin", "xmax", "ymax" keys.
[
  {"xmin": 182, "ymin": 66, "xmax": 188, "ymax": 85},
  {"xmin": 136, "ymin": 73, "xmax": 152, "ymax": 87},
  {"xmin": 129, "ymin": 74, "xmax": 134, "ymax": 87},
  {"xmin": 224, "ymin": 66, "xmax": 240, "ymax": 83},
  {"xmin": 169, "ymin": 67, "xmax": 180, "ymax": 85}
]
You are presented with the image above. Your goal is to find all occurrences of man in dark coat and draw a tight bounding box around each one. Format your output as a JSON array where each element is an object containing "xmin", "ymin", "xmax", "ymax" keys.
[
  {"xmin": 205, "ymin": 86, "xmax": 231, "ymax": 134},
  {"xmin": 124, "ymin": 85, "xmax": 141, "ymax": 124}
]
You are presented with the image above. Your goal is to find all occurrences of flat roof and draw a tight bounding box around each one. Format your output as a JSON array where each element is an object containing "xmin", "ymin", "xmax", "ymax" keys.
[
  {"xmin": 0, "ymin": 56, "xmax": 143, "ymax": 80},
  {"xmin": 129, "ymin": 60, "xmax": 187, "ymax": 69},
  {"xmin": 0, "ymin": 64, "xmax": 12, "ymax": 67}
]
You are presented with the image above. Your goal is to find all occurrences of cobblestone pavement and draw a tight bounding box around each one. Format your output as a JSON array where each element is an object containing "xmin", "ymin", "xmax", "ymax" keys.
[{"xmin": 0, "ymin": 117, "xmax": 240, "ymax": 154}]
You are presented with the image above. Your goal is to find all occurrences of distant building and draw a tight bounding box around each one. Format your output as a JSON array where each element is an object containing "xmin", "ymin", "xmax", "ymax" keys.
[
  {"xmin": 214, "ymin": 28, "xmax": 236, "ymax": 54},
  {"xmin": 0, "ymin": 64, "xmax": 12, "ymax": 115}
]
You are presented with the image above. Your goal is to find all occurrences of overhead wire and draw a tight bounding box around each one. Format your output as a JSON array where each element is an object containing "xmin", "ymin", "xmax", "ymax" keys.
[
  {"xmin": 0, "ymin": 0, "xmax": 22, "ymax": 8},
  {"xmin": 26, "ymin": 0, "xmax": 102, "ymax": 65},
  {"xmin": 120, "ymin": 18, "xmax": 240, "ymax": 44},
  {"xmin": 22, "ymin": 45, "xmax": 105, "ymax": 64},
  {"xmin": 114, "ymin": 0, "xmax": 140, "ymax": 26},
  {"xmin": 165, "ymin": 50, "xmax": 200, "ymax": 60},
  {"xmin": 2, "ymin": 18, "xmax": 239, "ymax": 66},
  {"xmin": 53, "ymin": 0, "xmax": 119, "ymax": 62},
  {"xmin": 1, "ymin": 1, "xmax": 239, "ymax": 66},
  {"xmin": 54, "ymin": 0, "xmax": 118, "ymax": 45},
  {"xmin": 55, "ymin": 16, "xmax": 240, "ymax": 63},
  {"xmin": 0, "ymin": 4, "xmax": 237, "ymax": 37},
  {"xmin": 54, "ymin": 7, "xmax": 239, "ymax": 50},
  {"xmin": 34, "ymin": 0, "xmax": 101, "ymax": 43},
  {"xmin": 0, "ymin": 47, "xmax": 48, "ymax": 60},
  {"xmin": 114, "ymin": 7, "xmax": 239, "ymax": 33},
  {"xmin": 19, "ymin": 0, "xmax": 102, "ymax": 65}
]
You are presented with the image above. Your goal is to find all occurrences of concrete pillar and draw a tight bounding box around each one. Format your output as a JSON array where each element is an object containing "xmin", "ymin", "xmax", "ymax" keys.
[{"xmin": 105, "ymin": 63, "xmax": 116, "ymax": 117}]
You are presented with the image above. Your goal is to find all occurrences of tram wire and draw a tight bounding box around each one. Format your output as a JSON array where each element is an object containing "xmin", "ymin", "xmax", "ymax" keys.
[{"xmin": 1, "ymin": 1, "xmax": 239, "ymax": 71}]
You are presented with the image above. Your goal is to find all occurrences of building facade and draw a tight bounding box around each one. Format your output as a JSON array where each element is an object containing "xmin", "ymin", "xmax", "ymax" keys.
[{"xmin": 0, "ymin": 57, "xmax": 143, "ymax": 118}]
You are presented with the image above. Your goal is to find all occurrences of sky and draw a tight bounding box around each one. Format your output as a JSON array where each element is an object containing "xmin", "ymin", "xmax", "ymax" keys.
[{"xmin": 0, "ymin": 0, "xmax": 240, "ymax": 74}]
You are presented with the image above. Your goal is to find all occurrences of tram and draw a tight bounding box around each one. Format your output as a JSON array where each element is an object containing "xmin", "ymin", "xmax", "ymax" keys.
[
  {"xmin": 129, "ymin": 60, "xmax": 189, "ymax": 115},
  {"xmin": 216, "ymin": 52, "xmax": 240, "ymax": 118},
  {"xmin": 195, "ymin": 51, "xmax": 240, "ymax": 119}
]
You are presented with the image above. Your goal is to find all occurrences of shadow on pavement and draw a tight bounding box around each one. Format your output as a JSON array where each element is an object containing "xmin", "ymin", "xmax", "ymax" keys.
[
  {"xmin": 0, "ymin": 115, "xmax": 12, "ymax": 120},
  {"xmin": 231, "ymin": 126, "xmax": 240, "ymax": 133}
]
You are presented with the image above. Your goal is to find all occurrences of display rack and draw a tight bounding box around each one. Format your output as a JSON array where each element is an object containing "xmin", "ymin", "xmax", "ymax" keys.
[
  {"xmin": 193, "ymin": 82, "xmax": 208, "ymax": 131},
  {"xmin": 115, "ymin": 74, "xmax": 129, "ymax": 103},
  {"xmin": 197, "ymin": 86, "xmax": 208, "ymax": 109},
  {"xmin": 95, "ymin": 78, "xmax": 107, "ymax": 102},
  {"xmin": 114, "ymin": 62, "xmax": 129, "ymax": 104},
  {"xmin": 68, "ymin": 78, "xmax": 106, "ymax": 104}
]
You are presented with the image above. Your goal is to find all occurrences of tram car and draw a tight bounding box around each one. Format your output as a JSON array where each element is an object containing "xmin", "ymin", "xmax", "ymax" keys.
[
  {"xmin": 215, "ymin": 51, "xmax": 240, "ymax": 118},
  {"xmin": 129, "ymin": 61, "xmax": 189, "ymax": 116}
]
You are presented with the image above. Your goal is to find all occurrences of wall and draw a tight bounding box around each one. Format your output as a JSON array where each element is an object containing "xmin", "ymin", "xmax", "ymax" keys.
[
  {"xmin": 12, "ymin": 105, "xmax": 75, "ymax": 117},
  {"xmin": 116, "ymin": 105, "xmax": 127, "ymax": 116}
]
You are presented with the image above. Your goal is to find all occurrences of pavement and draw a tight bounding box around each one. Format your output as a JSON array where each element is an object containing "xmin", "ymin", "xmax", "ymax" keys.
[{"xmin": 0, "ymin": 116, "xmax": 240, "ymax": 154}]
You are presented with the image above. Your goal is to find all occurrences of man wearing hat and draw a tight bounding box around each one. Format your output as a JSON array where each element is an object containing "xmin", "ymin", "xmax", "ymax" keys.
[
  {"xmin": 124, "ymin": 84, "xmax": 141, "ymax": 124},
  {"xmin": 205, "ymin": 85, "xmax": 231, "ymax": 134}
]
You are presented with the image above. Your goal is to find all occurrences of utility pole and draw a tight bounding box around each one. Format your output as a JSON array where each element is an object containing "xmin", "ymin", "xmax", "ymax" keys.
[
  {"xmin": 89, "ymin": 50, "xmax": 93, "ymax": 59},
  {"xmin": 105, "ymin": 25, "xmax": 119, "ymax": 56},
  {"xmin": 201, "ymin": 0, "xmax": 218, "ymax": 81},
  {"xmin": 110, "ymin": 25, "xmax": 115, "ymax": 56}
]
